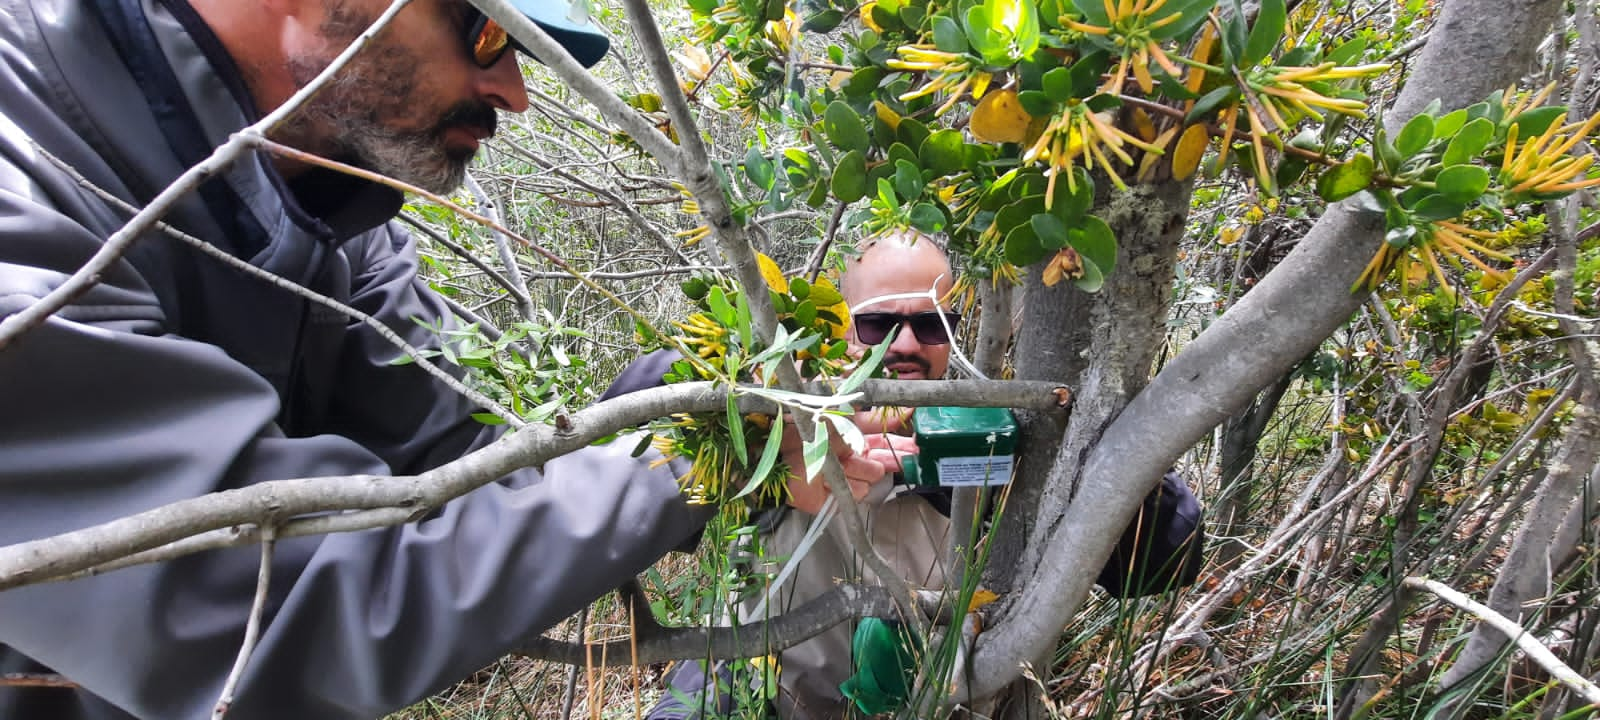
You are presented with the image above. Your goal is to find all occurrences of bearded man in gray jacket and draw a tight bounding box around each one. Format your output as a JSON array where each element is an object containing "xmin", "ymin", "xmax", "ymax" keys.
[{"xmin": 0, "ymin": 1, "xmax": 739, "ymax": 718}]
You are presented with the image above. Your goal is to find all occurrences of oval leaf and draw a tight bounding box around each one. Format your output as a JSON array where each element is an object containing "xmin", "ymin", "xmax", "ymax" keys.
[
  {"xmin": 1317, "ymin": 153, "xmax": 1375, "ymax": 202},
  {"xmin": 1070, "ymin": 214, "xmax": 1118, "ymax": 276},
  {"xmin": 1031, "ymin": 212, "xmax": 1070, "ymax": 249},
  {"xmin": 831, "ymin": 150, "xmax": 869, "ymax": 202},
  {"xmin": 920, "ymin": 129, "xmax": 967, "ymax": 175},
  {"xmin": 1395, "ymin": 113, "xmax": 1435, "ymax": 159},
  {"xmin": 823, "ymin": 100, "xmax": 870, "ymax": 154},
  {"xmin": 1004, "ymin": 222, "xmax": 1046, "ymax": 266},
  {"xmin": 970, "ymin": 89, "xmax": 1033, "ymax": 144},
  {"xmin": 1172, "ymin": 124, "xmax": 1209, "ymax": 180},
  {"xmin": 1442, "ymin": 117, "xmax": 1494, "ymax": 166},
  {"xmin": 1435, "ymin": 164, "xmax": 1490, "ymax": 203}
]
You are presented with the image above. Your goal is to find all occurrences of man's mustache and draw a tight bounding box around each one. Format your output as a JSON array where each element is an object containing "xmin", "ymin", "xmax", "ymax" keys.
[
  {"xmin": 435, "ymin": 100, "xmax": 498, "ymax": 139},
  {"xmin": 883, "ymin": 353, "xmax": 931, "ymax": 374}
]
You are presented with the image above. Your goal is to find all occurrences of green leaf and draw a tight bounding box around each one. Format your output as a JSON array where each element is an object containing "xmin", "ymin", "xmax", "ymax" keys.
[
  {"xmin": 708, "ymin": 286, "xmax": 736, "ymax": 326},
  {"xmin": 896, "ymin": 117, "xmax": 932, "ymax": 151},
  {"xmin": 744, "ymin": 146, "xmax": 775, "ymax": 190},
  {"xmin": 1187, "ymin": 85, "xmax": 1237, "ymax": 123},
  {"xmin": 877, "ymin": 177, "xmax": 898, "ymax": 207},
  {"xmin": 1242, "ymin": 0, "xmax": 1284, "ymax": 66},
  {"xmin": 1395, "ymin": 113, "xmax": 1434, "ymax": 159},
  {"xmin": 1050, "ymin": 167, "xmax": 1094, "ymax": 220},
  {"xmin": 831, "ymin": 150, "xmax": 869, "ymax": 202},
  {"xmin": 1071, "ymin": 0, "xmax": 1109, "ymax": 24},
  {"xmin": 1067, "ymin": 50, "xmax": 1108, "ymax": 98},
  {"xmin": 728, "ymin": 394, "xmax": 748, "ymax": 467},
  {"xmin": 802, "ymin": 8, "xmax": 845, "ymax": 32},
  {"xmin": 1411, "ymin": 194, "xmax": 1469, "ymax": 221},
  {"xmin": 1004, "ymin": 222, "xmax": 1046, "ymax": 266},
  {"xmin": 910, "ymin": 202, "xmax": 946, "ymax": 233},
  {"xmin": 1324, "ymin": 35, "xmax": 1367, "ymax": 65},
  {"xmin": 920, "ymin": 129, "xmax": 967, "ymax": 175},
  {"xmin": 1442, "ymin": 117, "xmax": 1494, "ymax": 166},
  {"xmin": 1316, "ymin": 153, "xmax": 1375, "ymax": 202},
  {"xmin": 801, "ymin": 421, "xmax": 829, "ymax": 488},
  {"xmin": 893, "ymin": 159, "xmax": 925, "ymax": 200},
  {"xmin": 1070, "ymin": 214, "xmax": 1118, "ymax": 275},
  {"xmin": 823, "ymin": 100, "xmax": 870, "ymax": 154},
  {"xmin": 795, "ymin": 299, "xmax": 818, "ymax": 326},
  {"xmin": 1386, "ymin": 225, "xmax": 1417, "ymax": 248},
  {"xmin": 932, "ymin": 15, "xmax": 968, "ymax": 53},
  {"xmin": 1433, "ymin": 108, "xmax": 1468, "ymax": 138},
  {"xmin": 733, "ymin": 411, "xmax": 785, "ymax": 501},
  {"xmin": 1511, "ymin": 105, "xmax": 1567, "ymax": 138},
  {"xmin": 471, "ymin": 412, "xmax": 507, "ymax": 425},
  {"xmin": 1042, "ymin": 67, "xmax": 1074, "ymax": 102},
  {"xmin": 1374, "ymin": 129, "xmax": 1404, "ymax": 174},
  {"xmin": 1017, "ymin": 90, "xmax": 1057, "ymax": 117},
  {"xmin": 963, "ymin": 7, "xmax": 1004, "ymax": 59},
  {"xmin": 1073, "ymin": 253, "xmax": 1106, "ymax": 292},
  {"xmin": 1031, "ymin": 212, "xmax": 1070, "ymax": 249},
  {"xmin": 986, "ymin": 0, "xmax": 1040, "ymax": 61},
  {"xmin": 790, "ymin": 276, "xmax": 811, "ymax": 300},
  {"xmin": 1435, "ymin": 164, "xmax": 1490, "ymax": 203},
  {"xmin": 843, "ymin": 67, "xmax": 886, "ymax": 99}
]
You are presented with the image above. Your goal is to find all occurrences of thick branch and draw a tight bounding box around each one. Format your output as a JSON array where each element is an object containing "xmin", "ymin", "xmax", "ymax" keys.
[{"xmin": 0, "ymin": 380, "xmax": 1065, "ymax": 591}]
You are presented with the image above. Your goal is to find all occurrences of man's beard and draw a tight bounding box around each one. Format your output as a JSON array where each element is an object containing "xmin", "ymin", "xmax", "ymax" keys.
[{"xmin": 280, "ymin": 28, "xmax": 497, "ymax": 194}]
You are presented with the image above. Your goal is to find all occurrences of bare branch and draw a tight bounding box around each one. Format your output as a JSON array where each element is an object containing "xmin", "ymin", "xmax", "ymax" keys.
[
  {"xmin": 0, "ymin": 379, "xmax": 1066, "ymax": 591},
  {"xmin": 212, "ymin": 530, "xmax": 276, "ymax": 720},
  {"xmin": 1404, "ymin": 576, "xmax": 1600, "ymax": 706}
]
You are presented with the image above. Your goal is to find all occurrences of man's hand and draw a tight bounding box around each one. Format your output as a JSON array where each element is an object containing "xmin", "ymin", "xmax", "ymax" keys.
[{"xmin": 782, "ymin": 427, "xmax": 917, "ymax": 516}]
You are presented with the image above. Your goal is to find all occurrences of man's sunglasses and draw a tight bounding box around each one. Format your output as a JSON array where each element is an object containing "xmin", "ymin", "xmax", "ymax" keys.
[
  {"xmin": 853, "ymin": 311, "xmax": 961, "ymax": 346},
  {"xmin": 466, "ymin": 12, "xmax": 514, "ymax": 68}
]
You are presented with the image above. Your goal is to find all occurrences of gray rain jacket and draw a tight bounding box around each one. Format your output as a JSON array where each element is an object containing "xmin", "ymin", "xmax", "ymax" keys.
[{"xmin": 0, "ymin": 0, "xmax": 708, "ymax": 718}]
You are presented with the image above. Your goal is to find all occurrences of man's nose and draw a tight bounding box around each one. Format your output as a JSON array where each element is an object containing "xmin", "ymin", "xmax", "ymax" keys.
[
  {"xmin": 478, "ymin": 52, "xmax": 530, "ymax": 113},
  {"xmin": 888, "ymin": 323, "xmax": 923, "ymax": 355}
]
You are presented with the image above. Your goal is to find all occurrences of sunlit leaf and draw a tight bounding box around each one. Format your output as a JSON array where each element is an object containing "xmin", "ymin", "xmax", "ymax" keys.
[{"xmin": 970, "ymin": 89, "xmax": 1033, "ymax": 143}]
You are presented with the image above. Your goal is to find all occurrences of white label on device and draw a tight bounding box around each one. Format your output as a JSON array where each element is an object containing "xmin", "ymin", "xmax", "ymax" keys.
[{"xmin": 936, "ymin": 455, "xmax": 1014, "ymax": 486}]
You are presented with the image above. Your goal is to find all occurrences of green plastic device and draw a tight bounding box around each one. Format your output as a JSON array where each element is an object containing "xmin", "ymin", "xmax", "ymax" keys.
[{"xmin": 898, "ymin": 406, "xmax": 1018, "ymax": 487}]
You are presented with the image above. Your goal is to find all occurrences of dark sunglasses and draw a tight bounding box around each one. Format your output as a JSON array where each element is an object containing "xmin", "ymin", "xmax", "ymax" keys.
[
  {"xmin": 465, "ymin": 12, "xmax": 514, "ymax": 68},
  {"xmin": 853, "ymin": 311, "xmax": 961, "ymax": 346}
]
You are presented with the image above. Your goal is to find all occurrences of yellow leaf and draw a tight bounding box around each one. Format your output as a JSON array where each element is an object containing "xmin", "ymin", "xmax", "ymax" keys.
[
  {"xmin": 1132, "ymin": 56, "xmax": 1154, "ymax": 95},
  {"xmin": 674, "ymin": 46, "xmax": 713, "ymax": 81},
  {"xmin": 967, "ymin": 588, "xmax": 1000, "ymax": 613},
  {"xmin": 860, "ymin": 1, "xmax": 882, "ymax": 32},
  {"xmin": 874, "ymin": 100, "xmax": 902, "ymax": 131},
  {"xmin": 970, "ymin": 89, "xmax": 1032, "ymax": 144},
  {"xmin": 1172, "ymin": 123, "xmax": 1209, "ymax": 180},
  {"xmin": 1132, "ymin": 108, "xmax": 1158, "ymax": 143},
  {"xmin": 757, "ymin": 253, "xmax": 789, "ymax": 294}
]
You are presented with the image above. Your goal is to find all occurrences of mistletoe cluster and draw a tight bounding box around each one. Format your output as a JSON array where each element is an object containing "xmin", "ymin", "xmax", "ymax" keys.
[{"xmin": 636, "ymin": 255, "xmax": 864, "ymax": 516}]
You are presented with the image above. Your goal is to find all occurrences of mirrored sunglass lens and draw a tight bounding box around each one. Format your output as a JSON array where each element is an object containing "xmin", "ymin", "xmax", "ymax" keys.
[{"xmin": 474, "ymin": 19, "xmax": 510, "ymax": 66}]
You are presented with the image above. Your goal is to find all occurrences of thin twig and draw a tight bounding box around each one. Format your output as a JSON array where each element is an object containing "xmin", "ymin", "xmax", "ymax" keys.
[
  {"xmin": 465, "ymin": 173, "xmax": 537, "ymax": 323},
  {"xmin": 212, "ymin": 529, "xmax": 277, "ymax": 719}
]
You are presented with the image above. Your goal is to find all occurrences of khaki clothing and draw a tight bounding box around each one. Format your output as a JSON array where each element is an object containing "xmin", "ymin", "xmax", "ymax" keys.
[{"xmin": 748, "ymin": 484, "xmax": 950, "ymax": 720}]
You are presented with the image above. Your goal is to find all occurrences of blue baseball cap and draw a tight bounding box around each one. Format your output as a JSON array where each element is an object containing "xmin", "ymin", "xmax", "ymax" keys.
[{"xmin": 502, "ymin": 0, "xmax": 611, "ymax": 67}]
